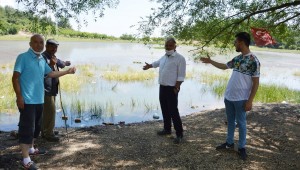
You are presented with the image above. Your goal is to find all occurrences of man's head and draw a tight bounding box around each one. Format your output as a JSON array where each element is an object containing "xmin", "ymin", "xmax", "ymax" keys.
[
  {"xmin": 29, "ymin": 34, "xmax": 45, "ymax": 53},
  {"xmin": 45, "ymin": 39, "xmax": 59, "ymax": 55},
  {"xmin": 165, "ymin": 37, "xmax": 177, "ymax": 51},
  {"xmin": 234, "ymin": 32, "xmax": 251, "ymax": 52}
]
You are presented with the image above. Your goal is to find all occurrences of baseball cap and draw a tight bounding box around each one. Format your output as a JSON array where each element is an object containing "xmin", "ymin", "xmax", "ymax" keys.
[{"xmin": 46, "ymin": 39, "xmax": 59, "ymax": 45}]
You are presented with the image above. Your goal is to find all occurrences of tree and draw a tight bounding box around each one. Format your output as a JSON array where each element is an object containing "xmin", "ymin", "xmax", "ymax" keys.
[
  {"xmin": 137, "ymin": 0, "xmax": 300, "ymax": 52},
  {"xmin": 16, "ymin": 0, "xmax": 119, "ymax": 21}
]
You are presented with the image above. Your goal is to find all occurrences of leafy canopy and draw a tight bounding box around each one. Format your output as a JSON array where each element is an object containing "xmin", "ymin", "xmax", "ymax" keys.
[
  {"xmin": 16, "ymin": 0, "xmax": 119, "ymax": 22},
  {"xmin": 137, "ymin": 0, "xmax": 300, "ymax": 51}
]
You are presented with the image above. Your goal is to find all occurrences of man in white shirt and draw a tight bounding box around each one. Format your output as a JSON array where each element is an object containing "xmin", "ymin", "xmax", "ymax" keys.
[
  {"xmin": 200, "ymin": 32, "xmax": 260, "ymax": 160},
  {"xmin": 143, "ymin": 38, "xmax": 186, "ymax": 144}
]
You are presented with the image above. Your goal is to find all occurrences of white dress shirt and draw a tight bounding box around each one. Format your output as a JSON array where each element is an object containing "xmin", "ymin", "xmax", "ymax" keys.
[{"xmin": 152, "ymin": 51, "xmax": 186, "ymax": 86}]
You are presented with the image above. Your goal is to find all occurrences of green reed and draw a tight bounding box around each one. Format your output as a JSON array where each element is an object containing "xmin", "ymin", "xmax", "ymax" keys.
[
  {"xmin": 212, "ymin": 81, "xmax": 300, "ymax": 103},
  {"xmin": 103, "ymin": 67, "xmax": 156, "ymax": 81}
]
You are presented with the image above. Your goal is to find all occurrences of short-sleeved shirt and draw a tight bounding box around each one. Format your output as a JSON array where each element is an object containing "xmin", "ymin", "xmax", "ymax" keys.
[
  {"xmin": 225, "ymin": 52, "xmax": 260, "ymax": 101},
  {"xmin": 152, "ymin": 51, "xmax": 186, "ymax": 86},
  {"xmin": 13, "ymin": 48, "xmax": 52, "ymax": 104}
]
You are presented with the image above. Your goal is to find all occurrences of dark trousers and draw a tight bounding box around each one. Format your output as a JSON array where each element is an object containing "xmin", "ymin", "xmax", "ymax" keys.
[
  {"xmin": 159, "ymin": 85, "xmax": 183, "ymax": 137},
  {"xmin": 18, "ymin": 104, "xmax": 43, "ymax": 144}
]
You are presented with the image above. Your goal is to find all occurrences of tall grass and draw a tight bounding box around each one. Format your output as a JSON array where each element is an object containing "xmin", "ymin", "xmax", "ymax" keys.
[
  {"xmin": 255, "ymin": 84, "xmax": 300, "ymax": 103},
  {"xmin": 200, "ymin": 72, "xmax": 230, "ymax": 85},
  {"xmin": 211, "ymin": 81, "xmax": 300, "ymax": 103},
  {"xmin": 0, "ymin": 72, "xmax": 16, "ymax": 113},
  {"xmin": 103, "ymin": 67, "xmax": 156, "ymax": 81}
]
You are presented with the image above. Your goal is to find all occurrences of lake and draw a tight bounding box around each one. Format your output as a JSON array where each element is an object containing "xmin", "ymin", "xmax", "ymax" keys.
[{"xmin": 0, "ymin": 40, "xmax": 300, "ymax": 131}]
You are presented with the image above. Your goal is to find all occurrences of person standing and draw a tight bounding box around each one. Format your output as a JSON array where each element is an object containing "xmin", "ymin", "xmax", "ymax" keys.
[
  {"xmin": 200, "ymin": 32, "xmax": 260, "ymax": 160},
  {"xmin": 41, "ymin": 39, "xmax": 71, "ymax": 142},
  {"xmin": 12, "ymin": 34, "xmax": 76, "ymax": 169},
  {"xmin": 143, "ymin": 38, "xmax": 186, "ymax": 144}
]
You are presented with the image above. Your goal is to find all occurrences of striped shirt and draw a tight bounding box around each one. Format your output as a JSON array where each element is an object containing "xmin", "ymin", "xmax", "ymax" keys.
[
  {"xmin": 152, "ymin": 51, "xmax": 186, "ymax": 86},
  {"xmin": 225, "ymin": 52, "xmax": 260, "ymax": 101}
]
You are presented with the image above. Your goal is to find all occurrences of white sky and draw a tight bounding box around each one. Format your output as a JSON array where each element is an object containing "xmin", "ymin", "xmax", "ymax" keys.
[{"xmin": 0, "ymin": 0, "xmax": 161, "ymax": 37}]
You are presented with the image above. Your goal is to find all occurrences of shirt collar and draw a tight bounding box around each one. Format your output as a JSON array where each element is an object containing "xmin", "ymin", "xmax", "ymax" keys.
[{"xmin": 28, "ymin": 48, "xmax": 42, "ymax": 59}]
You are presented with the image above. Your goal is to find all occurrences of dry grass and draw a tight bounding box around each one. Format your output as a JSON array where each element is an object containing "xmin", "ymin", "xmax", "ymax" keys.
[{"xmin": 1, "ymin": 103, "xmax": 299, "ymax": 169}]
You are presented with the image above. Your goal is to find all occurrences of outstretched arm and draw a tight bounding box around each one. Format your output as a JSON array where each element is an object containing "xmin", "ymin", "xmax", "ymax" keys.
[
  {"xmin": 200, "ymin": 56, "xmax": 228, "ymax": 70},
  {"xmin": 143, "ymin": 62, "xmax": 153, "ymax": 70},
  {"xmin": 47, "ymin": 67, "xmax": 76, "ymax": 78}
]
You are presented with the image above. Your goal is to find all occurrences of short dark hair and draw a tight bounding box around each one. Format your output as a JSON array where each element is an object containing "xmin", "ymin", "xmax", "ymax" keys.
[
  {"xmin": 165, "ymin": 37, "xmax": 176, "ymax": 44},
  {"xmin": 235, "ymin": 32, "xmax": 250, "ymax": 47}
]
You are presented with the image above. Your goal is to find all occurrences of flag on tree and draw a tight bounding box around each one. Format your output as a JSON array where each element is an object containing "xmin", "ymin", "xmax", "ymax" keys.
[{"xmin": 250, "ymin": 27, "xmax": 276, "ymax": 46}]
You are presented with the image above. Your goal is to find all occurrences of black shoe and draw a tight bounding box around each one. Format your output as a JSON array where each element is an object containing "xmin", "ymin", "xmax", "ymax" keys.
[
  {"xmin": 238, "ymin": 148, "xmax": 247, "ymax": 161},
  {"xmin": 44, "ymin": 135, "xmax": 60, "ymax": 142},
  {"xmin": 216, "ymin": 142, "xmax": 234, "ymax": 150},
  {"xmin": 157, "ymin": 130, "xmax": 171, "ymax": 136},
  {"xmin": 173, "ymin": 136, "xmax": 183, "ymax": 144}
]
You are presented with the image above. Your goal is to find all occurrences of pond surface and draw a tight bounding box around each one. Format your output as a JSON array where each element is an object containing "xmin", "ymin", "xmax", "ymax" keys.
[{"xmin": 0, "ymin": 40, "xmax": 299, "ymax": 131}]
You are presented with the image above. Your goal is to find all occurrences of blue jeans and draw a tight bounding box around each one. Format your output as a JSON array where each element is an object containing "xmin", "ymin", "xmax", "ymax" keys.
[{"xmin": 224, "ymin": 98, "xmax": 247, "ymax": 148}]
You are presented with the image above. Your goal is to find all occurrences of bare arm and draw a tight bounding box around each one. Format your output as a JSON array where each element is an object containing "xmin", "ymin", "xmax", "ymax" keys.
[
  {"xmin": 245, "ymin": 77, "xmax": 260, "ymax": 111},
  {"xmin": 200, "ymin": 57, "xmax": 228, "ymax": 70},
  {"xmin": 47, "ymin": 67, "xmax": 76, "ymax": 78},
  {"xmin": 12, "ymin": 71, "xmax": 24, "ymax": 109}
]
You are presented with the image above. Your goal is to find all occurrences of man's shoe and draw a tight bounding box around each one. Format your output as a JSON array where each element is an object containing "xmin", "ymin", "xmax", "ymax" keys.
[
  {"xmin": 157, "ymin": 130, "xmax": 171, "ymax": 136},
  {"xmin": 238, "ymin": 148, "xmax": 247, "ymax": 161},
  {"xmin": 173, "ymin": 136, "xmax": 183, "ymax": 144},
  {"xmin": 22, "ymin": 161, "xmax": 38, "ymax": 170},
  {"xmin": 44, "ymin": 135, "xmax": 60, "ymax": 142},
  {"xmin": 216, "ymin": 142, "xmax": 234, "ymax": 150}
]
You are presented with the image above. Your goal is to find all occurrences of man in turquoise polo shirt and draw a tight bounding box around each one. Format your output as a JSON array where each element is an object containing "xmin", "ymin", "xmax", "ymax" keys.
[{"xmin": 12, "ymin": 34, "xmax": 76, "ymax": 170}]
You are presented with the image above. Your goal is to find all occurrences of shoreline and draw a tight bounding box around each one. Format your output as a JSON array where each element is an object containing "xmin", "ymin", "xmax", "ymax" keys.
[{"xmin": 1, "ymin": 103, "xmax": 299, "ymax": 169}]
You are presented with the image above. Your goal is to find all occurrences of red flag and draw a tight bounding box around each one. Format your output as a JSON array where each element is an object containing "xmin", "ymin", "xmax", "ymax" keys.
[{"xmin": 250, "ymin": 27, "xmax": 276, "ymax": 46}]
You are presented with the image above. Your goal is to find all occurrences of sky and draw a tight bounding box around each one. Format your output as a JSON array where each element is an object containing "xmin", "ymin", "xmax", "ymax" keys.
[{"xmin": 0, "ymin": 0, "xmax": 161, "ymax": 37}]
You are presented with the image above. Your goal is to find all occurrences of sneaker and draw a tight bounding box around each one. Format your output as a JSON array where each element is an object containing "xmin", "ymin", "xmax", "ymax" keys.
[
  {"xmin": 216, "ymin": 142, "xmax": 234, "ymax": 150},
  {"xmin": 173, "ymin": 136, "xmax": 183, "ymax": 144},
  {"xmin": 22, "ymin": 161, "xmax": 38, "ymax": 170},
  {"xmin": 29, "ymin": 148, "xmax": 47, "ymax": 156},
  {"xmin": 44, "ymin": 135, "xmax": 60, "ymax": 142},
  {"xmin": 238, "ymin": 148, "xmax": 247, "ymax": 161},
  {"xmin": 157, "ymin": 130, "xmax": 171, "ymax": 136}
]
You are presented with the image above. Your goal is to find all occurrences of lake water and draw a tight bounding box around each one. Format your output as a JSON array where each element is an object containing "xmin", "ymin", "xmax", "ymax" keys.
[{"xmin": 0, "ymin": 40, "xmax": 300, "ymax": 131}]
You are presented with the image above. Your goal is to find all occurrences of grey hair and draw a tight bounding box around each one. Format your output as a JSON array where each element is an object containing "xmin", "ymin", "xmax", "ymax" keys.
[{"xmin": 165, "ymin": 37, "xmax": 176, "ymax": 44}]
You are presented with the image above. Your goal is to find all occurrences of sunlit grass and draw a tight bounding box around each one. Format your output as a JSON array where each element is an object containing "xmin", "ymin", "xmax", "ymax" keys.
[
  {"xmin": 211, "ymin": 81, "xmax": 300, "ymax": 103},
  {"xmin": 59, "ymin": 75, "xmax": 87, "ymax": 92},
  {"xmin": 255, "ymin": 84, "xmax": 300, "ymax": 103},
  {"xmin": 200, "ymin": 71, "xmax": 230, "ymax": 85},
  {"xmin": 0, "ymin": 72, "xmax": 16, "ymax": 113},
  {"xmin": 103, "ymin": 67, "xmax": 156, "ymax": 81}
]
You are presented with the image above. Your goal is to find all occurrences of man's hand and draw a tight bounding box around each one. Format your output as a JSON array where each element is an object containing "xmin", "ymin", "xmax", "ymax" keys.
[
  {"xmin": 16, "ymin": 96, "xmax": 24, "ymax": 109},
  {"xmin": 67, "ymin": 67, "xmax": 76, "ymax": 74},
  {"xmin": 200, "ymin": 55, "xmax": 212, "ymax": 64},
  {"xmin": 50, "ymin": 57, "xmax": 57, "ymax": 66},
  {"xmin": 245, "ymin": 100, "xmax": 252, "ymax": 111},
  {"xmin": 65, "ymin": 61, "xmax": 71, "ymax": 66},
  {"xmin": 143, "ymin": 62, "xmax": 152, "ymax": 70}
]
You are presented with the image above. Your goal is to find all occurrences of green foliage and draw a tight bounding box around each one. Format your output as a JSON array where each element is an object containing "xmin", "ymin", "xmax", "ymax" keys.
[
  {"xmin": 138, "ymin": 0, "xmax": 300, "ymax": 52},
  {"xmin": 0, "ymin": 6, "xmax": 116, "ymax": 40},
  {"xmin": 17, "ymin": 0, "xmax": 119, "ymax": 24},
  {"xmin": 120, "ymin": 34, "xmax": 136, "ymax": 41}
]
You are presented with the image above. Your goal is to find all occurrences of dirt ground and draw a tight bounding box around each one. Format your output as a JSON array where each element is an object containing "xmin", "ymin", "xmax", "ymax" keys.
[{"xmin": 1, "ymin": 103, "xmax": 299, "ymax": 170}]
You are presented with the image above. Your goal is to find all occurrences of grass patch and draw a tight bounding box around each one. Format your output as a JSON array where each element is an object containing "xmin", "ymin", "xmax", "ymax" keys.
[
  {"xmin": 200, "ymin": 72, "xmax": 230, "ymax": 85},
  {"xmin": 103, "ymin": 67, "xmax": 156, "ymax": 81},
  {"xmin": 255, "ymin": 84, "xmax": 300, "ymax": 103},
  {"xmin": 211, "ymin": 81, "xmax": 300, "ymax": 103},
  {"xmin": 0, "ymin": 72, "xmax": 16, "ymax": 113}
]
